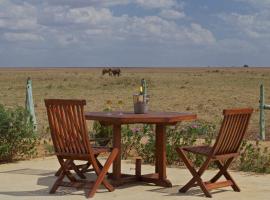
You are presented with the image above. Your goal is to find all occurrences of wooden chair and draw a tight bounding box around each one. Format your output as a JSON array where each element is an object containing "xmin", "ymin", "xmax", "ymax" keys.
[
  {"xmin": 176, "ymin": 108, "xmax": 253, "ymax": 198},
  {"xmin": 45, "ymin": 99, "xmax": 118, "ymax": 198}
]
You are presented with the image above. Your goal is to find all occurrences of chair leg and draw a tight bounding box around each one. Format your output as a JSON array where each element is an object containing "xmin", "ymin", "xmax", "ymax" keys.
[
  {"xmin": 55, "ymin": 166, "xmax": 62, "ymax": 176},
  {"xmin": 58, "ymin": 159, "xmax": 77, "ymax": 182},
  {"xmin": 208, "ymin": 169, "xmax": 223, "ymax": 183},
  {"xmin": 55, "ymin": 159, "xmax": 87, "ymax": 179},
  {"xmin": 87, "ymin": 148, "xmax": 119, "ymax": 198},
  {"xmin": 95, "ymin": 154, "xmax": 104, "ymax": 169},
  {"xmin": 80, "ymin": 162, "xmax": 91, "ymax": 173},
  {"xmin": 214, "ymin": 159, "xmax": 240, "ymax": 192},
  {"xmin": 176, "ymin": 148, "xmax": 212, "ymax": 198},
  {"xmin": 208, "ymin": 158, "xmax": 232, "ymax": 183},
  {"xmin": 70, "ymin": 161, "xmax": 86, "ymax": 179},
  {"xmin": 50, "ymin": 171, "xmax": 65, "ymax": 194},
  {"xmin": 56, "ymin": 154, "xmax": 105, "ymax": 179},
  {"xmin": 198, "ymin": 179, "xmax": 212, "ymax": 198},
  {"xmin": 50, "ymin": 159, "xmax": 77, "ymax": 193},
  {"xmin": 179, "ymin": 177, "xmax": 196, "ymax": 193}
]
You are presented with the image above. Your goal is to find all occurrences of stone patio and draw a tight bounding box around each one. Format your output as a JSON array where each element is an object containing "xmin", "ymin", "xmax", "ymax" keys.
[{"xmin": 0, "ymin": 156, "xmax": 269, "ymax": 200}]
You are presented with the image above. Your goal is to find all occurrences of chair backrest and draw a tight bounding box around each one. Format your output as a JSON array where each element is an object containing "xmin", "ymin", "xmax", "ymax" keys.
[
  {"xmin": 45, "ymin": 99, "xmax": 92, "ymax": 157},
  {"xmin": 212, "ymin": 108, "xmax": 253, "ymax": 155}
]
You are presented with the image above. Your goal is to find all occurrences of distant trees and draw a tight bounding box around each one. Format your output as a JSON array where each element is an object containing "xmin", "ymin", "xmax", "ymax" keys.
[{"xmin": 243, "ymin": 64, "xmax": 249, "ymax": 68}]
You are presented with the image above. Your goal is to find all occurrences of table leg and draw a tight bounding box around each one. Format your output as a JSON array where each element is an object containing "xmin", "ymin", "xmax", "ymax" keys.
[
  {"xmin": 155, "ymin": 124, "xmax": 172, "ymax": 187},
  {"xmin": 155, "ymin": 128, "xmax": 160, "ymax": 174},
  {"xmin": 109, "ymin": 123, "xmax": 172, "ymax": 187},
  {"xmin": 112, "ymin": 124, "xmax": 121, "ymax": 180}
]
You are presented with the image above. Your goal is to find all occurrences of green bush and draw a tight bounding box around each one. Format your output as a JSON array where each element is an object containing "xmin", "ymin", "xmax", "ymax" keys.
[
  {"xmin": 119, "ymin": 121, "xmax": 216, "ymax": 166},
  {"xmin": 238, "ymin": 141, "xmax": 270, "ymax": 173},
  {"xmin": 0, "ymin": 105, "xmax": 37, "ymax": 162},
  {"xmin": 90, "ymin": 103, "xmax": 113, "ymax": 146},
  {"xmin": 91, "ymin": 121, "xmax": 113, "ymax": 146},
  {"xmin": 121, "ymin": 125, "xmax": 146, "ymax": 159}
]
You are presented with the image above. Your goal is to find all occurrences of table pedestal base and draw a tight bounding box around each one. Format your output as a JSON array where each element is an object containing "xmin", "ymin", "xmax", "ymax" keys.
[{"xmin": 108, "ymin": 173, "xmax": 172, "ymax": 187}]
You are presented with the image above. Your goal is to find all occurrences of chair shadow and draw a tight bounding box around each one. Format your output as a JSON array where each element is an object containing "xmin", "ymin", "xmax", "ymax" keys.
[
  {"xmin": 0, "ymin": 168, "xmax": 109, "ymax": 197},
  {"xmin": 147, "ymin": 185, "xmax": 230, "ymax": 198}
]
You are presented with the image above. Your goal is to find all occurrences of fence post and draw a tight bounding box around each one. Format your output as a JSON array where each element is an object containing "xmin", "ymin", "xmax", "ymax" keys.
[
  {"xmin": 25, "ymin": 77, "xmax": 37, "ymax": 131},
  {"xmin": 259, "ymin": 84, "xmax": 265, "ymax": 140}
]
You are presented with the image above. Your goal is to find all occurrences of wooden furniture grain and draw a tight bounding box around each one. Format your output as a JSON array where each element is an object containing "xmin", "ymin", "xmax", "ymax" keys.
[
  {"xmin": 85, "ymin": 111, "xmax": 197, "ymax": 187},
  {"xmin": 45, "ymin": 99, "xmax": 118, "ymax": 198},
  {"xmin": 176, "ymin": 108, "xmax": 253, "ymax": 198}
]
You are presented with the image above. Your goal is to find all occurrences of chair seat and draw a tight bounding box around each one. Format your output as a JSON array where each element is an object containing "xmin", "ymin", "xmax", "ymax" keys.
[
  {"xmin": 182, "ymin": 145, "xmax": 213, "ymax": 156},
  {"xmin": 92, "ymin": 146, "xmax": 112, "ymax": 155}
]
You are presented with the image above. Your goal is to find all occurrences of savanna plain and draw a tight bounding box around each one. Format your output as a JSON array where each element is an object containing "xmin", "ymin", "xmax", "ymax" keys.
[{"xmin": 1, "ymin": 67, "xmax": 270, "ymax": 140}]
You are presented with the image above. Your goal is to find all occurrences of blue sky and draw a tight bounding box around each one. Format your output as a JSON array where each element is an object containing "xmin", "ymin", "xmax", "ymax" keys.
[{"xmin": 0, "ymin": 0, "xmax": 269, "ymax": 67}]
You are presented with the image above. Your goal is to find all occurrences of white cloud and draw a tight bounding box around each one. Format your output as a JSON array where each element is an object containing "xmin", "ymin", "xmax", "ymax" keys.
[
  {"xmin": 217, "ymin": 38, "xmax": 257, "ymax": 53},
  {"xmin": 68, "ymin": 7, "xmax": 112, "ymax": 24},
  {"xmin": 159, "ymin": 9, "xmax": 185, "ymax": 19},
  {"xmin": 10, "ymin": 0, "xmax": 131, "ymax": 8},
  {"xmin": 0, "ymin": 1, "xmax": 38, "ymax": 31},
  {"xmin": 0, "ymin": 0, "xmax": 219, "ymax": 67},
  {"xmin": 184, "ymin": 23, "xmax": 216, "ymax": 45},
  {"xmin": 0, "ymin": 1, "xmax": 215, "ymax": 46},
  {"xmin": 219, "ymin": 11, "xmax": 270, "ymax": 39},
  {"xmin": 119, "ymin": 16, "xmax": 216, "ymax": 45},
  {"xmin": 0, "ymin": 18, "xmax": 38, "ymax": 31},
  {"xmin": 3, "ymin": 32, "xmax": 43, "ymax": 42},
  {"xmin": 54, "ymin": 33, "xmax": 78, "ymax": 46},
  {"xmin": 135, "ymin": 0, "xmax": 178, "ymax": 9},
  {"xmin": 38, "ymin": 6, "xmax": 113, "ymax": 26},
  {"xmin": 125, "ymin": 16, "xmax": 177, "ymax": 40},
  {"xmin": 235, "ymin": 0, "xmax": 270, "ymax": 8}
]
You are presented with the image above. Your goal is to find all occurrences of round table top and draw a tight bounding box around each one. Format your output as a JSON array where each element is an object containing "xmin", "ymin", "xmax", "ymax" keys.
[{"xmin": 85, "ymin": 111, "xmax": 197, "ymax": 124}]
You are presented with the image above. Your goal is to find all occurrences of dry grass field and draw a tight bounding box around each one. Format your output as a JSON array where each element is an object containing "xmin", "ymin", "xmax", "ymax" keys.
[{"xmin": 0, "ymin": 67, "xmax": 270, "ymax": 140}]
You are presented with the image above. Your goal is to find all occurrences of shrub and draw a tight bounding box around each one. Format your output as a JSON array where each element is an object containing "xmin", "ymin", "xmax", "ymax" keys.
[
  {"xmin": 119, "ymin": 121, "xmax": 216, "ymax": 166},
  {"xmin": 91, "ymin": 121, "xmax": 112, "ymax": 146},
  {"xmin": 91, "ymin": 104, "xmax": 113, "ymax": 146},
  {"xmin": 238, "ymin": 141, "xmax": 270, "ymax": 173},
  {"xmin": 121, "ymin": 125, "xmax": 146, "ymax": 159},
  {"xmin": 0, "ymin": 105, "xmax": 37, "ymax": 162},
  {"xmin": 43, "ymin": 138, "xmax": 54, "ymax": 156}
]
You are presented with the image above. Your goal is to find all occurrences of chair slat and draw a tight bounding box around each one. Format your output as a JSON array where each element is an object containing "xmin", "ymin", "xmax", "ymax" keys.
[
  {"xmin": 67, "ymin": 105, "xmax": 82, "ymax": 153},
  {"xmin": 232, "ymin": 114, "xmax": 250, "ymax": 152},
  {"xmin": 50, "ymin": 105, "xmax": 66, "ymax": 153},
  {"xmin": 219, "ymin": 115, "xmax": 239, "ymax": 154},
  {"xmin": 65, "ymin": 104, "xmax": 81, "ymax": 153},
  {"xmin": 45, "ymin": 99, "xmax": 91, "ymax": 155},
  {"xmin": 70, "ymin": 104, "xmax": 86, "ymax": 154},
  {"xmin": 75, "ymin": 104, "xmax": 90, "ymax": 153},
  {"xmin": 230, "ymin": 114, "xmax": 246, "ymax": 152},
  {"xmin": 213, "ymin": 109, "xmax": 252, "ymax": 155},
  {"xmin": 215, "ymin": 115, "xmax": 233, "ymax": 154},
  {"xmin": 59, "ymin": 104, "xmax": 76, "ymax": 153},
  {"xmin": 46, "ymin": 105, "xmax": 61, "ymax": 152}
]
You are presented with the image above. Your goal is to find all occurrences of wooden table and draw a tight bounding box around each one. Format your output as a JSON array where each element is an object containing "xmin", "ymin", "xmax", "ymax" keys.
[{"xmin": 85, "ymin": 111, "xmax": 196, "ymax": 187}]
